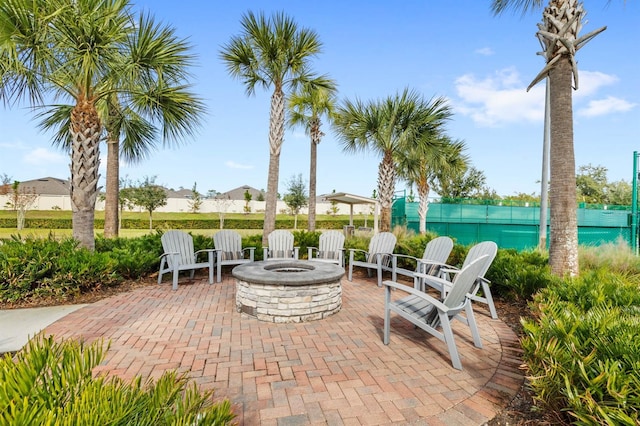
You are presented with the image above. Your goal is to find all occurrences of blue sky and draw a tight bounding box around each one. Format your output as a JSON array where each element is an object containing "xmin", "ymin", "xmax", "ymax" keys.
[{"xmin": 1, "ymin": 0, "xmax": 638, "ymax": 199}]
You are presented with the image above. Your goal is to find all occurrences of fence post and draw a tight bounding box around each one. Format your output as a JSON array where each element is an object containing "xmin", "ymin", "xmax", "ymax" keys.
[{"xmin": 632, "ymin": 151, "xmax": 639, "ymax": 254}]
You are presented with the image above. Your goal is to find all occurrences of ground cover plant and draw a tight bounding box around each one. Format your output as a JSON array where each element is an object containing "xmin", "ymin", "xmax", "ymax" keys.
[{"xmin": 0, "ymin": 336, "xmax": 234, "ymax": 425}]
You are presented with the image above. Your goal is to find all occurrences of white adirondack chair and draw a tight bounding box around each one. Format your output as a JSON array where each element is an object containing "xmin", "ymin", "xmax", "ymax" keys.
[
  {"xmin": 307, "ymin": 230, "xmax": 345, "ymax": 266},
  {"xmin": 348, "ymin": 232, "xmax": 397, "ymax": 286},
  {"xmin": 391, "ymin": 236, "xmax": 454, "ymax": 284},
  {"xmin": 263, "ymin": 230, "xmax": 299, "ymax": 260},
  {"xmin": 383, "ymin": 255, "xmax": 488, "ymax": 370},
  {"xmin": 416, "ymin": 241, "xmax": 499, "ymax": 319},
  {"xmin": 158, "ymin": 230, "xmax": 216, "ymax": 290},
  {"xmin": 213, "ymin": 230, "xmax": 255, "ymax": 282}
]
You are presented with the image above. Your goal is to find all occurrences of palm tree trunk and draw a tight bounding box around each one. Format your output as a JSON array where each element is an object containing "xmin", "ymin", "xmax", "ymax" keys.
[
  {"xmin": 263, "ymin": 87, "xmax": 285, "ymax": 245},
  {"xmin": 417, "ymin": 179, "xmax": 430, "ymax": 235},
  {"xmin": 104, "ymin": 136, "xmax": 119, "ymax": 238},
  {"xmin": 308, "ymin": 129, "xmax": 318, "ymax": 232},
  {"xmin": 378, "ymin": 152, "xmax": 396, "ymax": 232},
  {"xmin": 549, "ymin": 57, "xmax": 579, "ymax": 276},
  {"xmin": 70, "ymin": 99, "xmax": 101, "ymax": 251}
]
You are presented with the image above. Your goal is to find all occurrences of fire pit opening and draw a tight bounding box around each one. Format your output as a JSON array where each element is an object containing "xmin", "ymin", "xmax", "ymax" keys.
[{"xmin": 232, "ymin": 260, "xmax": 344, "ymax": 323}]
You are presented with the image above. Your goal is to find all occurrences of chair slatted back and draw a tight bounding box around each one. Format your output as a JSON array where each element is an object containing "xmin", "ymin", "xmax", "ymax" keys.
[
  {"xmin": 318, "ymin": 230, "xmax": 345, "ymax": 260},
  {"xmin": 366, "ymin": 232, "xmax": 396, "ymax": 263},
  {"xmin": 443, "ymin": 255, "xmax": 489, "ymax": 310},
  {"xmin": 461, "ymin": 241, "xmax": 497, "ymax": 279},
  {"xmin": 214, "ymin": 230, "xmax": 243, "ymax": 260},
  {"xmin": 161, "ymin": 230, "xmax": 194, "ymax": 268},
  {"xmin": 422, "ymin": 236, "xmax": 454, "ymax": 264},
  {"xmin": 268, "ymin": 230, "xmax": 294, "ymax": 258}
]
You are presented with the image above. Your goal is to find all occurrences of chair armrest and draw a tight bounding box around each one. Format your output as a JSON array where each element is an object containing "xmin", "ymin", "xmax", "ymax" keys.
[
  {"xmin": 307, "ymin": 246, "xmax": 319, "ymax": 259},
  {"xmin": 348, "ymin": 248, "xmax": 369, "ymax": 263},
  {"xmin": 391, "ymin": 254, "xmax": 420, "ymax": 270},
  {"xmin": 242, "ymin": 247, "xmax": 256, "ymax": 262},
  {"xmin": 383, "ymin": 280, "xmax": 449, "ymax": 313},
  {"xmin": 348, "ymin": 248, "xmax": 368, "ymax": 255},
  {"xmin": 195, "ymin": 248, "xmax": 218, "ymax": 262},
  {"xmin": 413, "ymin": 271, "xmax": 452, "ymax": 292}
]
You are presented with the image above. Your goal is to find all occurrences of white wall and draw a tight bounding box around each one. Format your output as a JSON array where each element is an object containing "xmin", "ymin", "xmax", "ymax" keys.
[{"xmin": 0, "ymin": 194, "xmax": 375, "ymax": 217}]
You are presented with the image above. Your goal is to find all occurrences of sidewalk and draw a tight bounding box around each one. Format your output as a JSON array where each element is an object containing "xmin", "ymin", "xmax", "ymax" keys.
[{"xmin": 0, "ymin": 304, "xmax": 87, "ymax": 353}]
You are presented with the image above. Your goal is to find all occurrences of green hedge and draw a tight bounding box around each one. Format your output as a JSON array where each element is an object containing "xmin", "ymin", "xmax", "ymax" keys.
[{"xmin": 1, "ymin": 217, "xmax": 369, "ymax": 230}]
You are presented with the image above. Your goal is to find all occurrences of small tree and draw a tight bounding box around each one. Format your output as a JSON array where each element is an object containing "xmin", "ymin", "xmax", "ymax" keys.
[
  {"xmin": 214, "ymin": 195, "xmax": 233, "ymax": 229},
  {"xmin": 189, "ymin": 182, "xmax": 203, "ymax": 213},
  {"xmin": 326, "ymin": 189, "xmax": 339, "ymax": 216},
  {"xmin": 243, "ymin": 190, "xmax": 252, "ymax": 214},
  {"xmin": 0, "ymin": 173, "xmax": 11, "ymax": 195},
  {"xmin": 283, "ymin": 174, "xmax": 308, "ymax": 230},
  {"xmin": 129, "ymin": 176, "xmax": 167, "ymax": 230},
  {"xmin": 6, "ymin": 181, "xmax": 38, "ymax": 230},
  {"xmin": 257, "ymin": 190, "xmax": 265, "ymax": 202},
  {"xmin": 431, "ymin": 166, "xmax": 494, "ymax": 200}
]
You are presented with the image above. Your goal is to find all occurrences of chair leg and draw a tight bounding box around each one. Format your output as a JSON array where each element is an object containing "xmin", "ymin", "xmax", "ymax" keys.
[
  {"xmin": 158, "ymin": 259, "xmax": 166, "ymax": 284},
  {"xmin": 439, "ymin": 311, "xmax": 462, "ymax": 370},
  {"xmin": 383, "ymin": 287, "xmax": 391, "ymax": 345},
  {"xmin": 465, "ymin": 303, "xmax": 483, "ymax": 348},
  {"xmin": 482, "ymin": 281, "xmax": 498, "ymax": 319},
  {"xmin": 172, "ymin": 268, "xmax": 179, "ymax": 291},
  {"xmin": 216, "ymin": 259, "xmax": 222, "ymax": 283},
  {"xmin": 348, "ymin": 252, "xmax": 354, "ymax": 282},
  {"xmin": 208, "ymin": 251, "xmax": 214, "ymax": 284}
]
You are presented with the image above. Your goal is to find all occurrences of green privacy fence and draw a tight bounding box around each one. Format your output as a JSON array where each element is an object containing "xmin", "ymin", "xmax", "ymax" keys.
[{"xmin": 391, "ymin": 197, "xmax": 632, "ymax": 250}]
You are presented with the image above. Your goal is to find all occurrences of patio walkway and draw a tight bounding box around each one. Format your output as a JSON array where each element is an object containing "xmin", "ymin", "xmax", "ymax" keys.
[{"xmin": 44, "ymin": 273, "xmax": 523, "ymax": 425}]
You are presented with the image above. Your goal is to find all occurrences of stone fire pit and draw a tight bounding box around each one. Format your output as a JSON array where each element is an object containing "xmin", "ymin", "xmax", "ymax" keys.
[{"xmin": 232, "ymin": 260, "xmax": 344, "ymax": 323}]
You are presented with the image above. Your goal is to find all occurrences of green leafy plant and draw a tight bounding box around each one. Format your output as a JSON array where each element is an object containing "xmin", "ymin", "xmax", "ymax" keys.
[
  {"xmin": 521, "ymin": 270, "xmax": 640, "ymax": 424},
  {"xmin": 0, "ymin": 336, "xmax": 235, "ymax": 425},
  {"xmin": 0, "ymin": 236, "xmax": 120, "ymax": 303}
]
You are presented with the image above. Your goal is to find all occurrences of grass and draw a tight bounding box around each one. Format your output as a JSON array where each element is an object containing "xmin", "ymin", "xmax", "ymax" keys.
[{"xmin": 0, "ymin": 228, "xmax": 264, "ymax": 240}]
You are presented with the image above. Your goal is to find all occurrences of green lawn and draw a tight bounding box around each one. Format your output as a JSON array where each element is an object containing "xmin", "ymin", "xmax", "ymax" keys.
[{"xmin": 0, "ymin": 228, "xmax": 266, "ymax": 240}]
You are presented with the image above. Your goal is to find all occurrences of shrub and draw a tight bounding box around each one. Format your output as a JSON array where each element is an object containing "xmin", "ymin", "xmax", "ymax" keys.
[
  {"xmin": 292, "ymin": 230, "xmax": 321, "ymax": 259},
  {"xmin": 485, "ymin": 248, "xmax": 552, "ymax": 300},
  {"xmin": 95, "ymin": 233, "xmax": 164, "ymax": 278},
  {"xmin": 522, "ymin": 270, "xmax": 640, "ymax": 424},
  {"xmin": 0, "ymin": 236, "xmax": 120, "ymax": 303},
  {"xmin": 579, "ymin": 237, "xmax": 640, "ymax": 274},
  {"xmin": 0, "ymin": 336, "xmax": 235, "ymax": 425}
]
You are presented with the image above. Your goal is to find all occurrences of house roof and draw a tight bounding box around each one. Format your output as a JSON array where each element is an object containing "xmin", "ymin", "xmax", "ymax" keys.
[
  {"xmin": 17, "ymin": 177, "xmax": 70, "ymax": 196},
  {"xmin": 218, "ymin": 185, "xmax": 264, "ymax": 201}
]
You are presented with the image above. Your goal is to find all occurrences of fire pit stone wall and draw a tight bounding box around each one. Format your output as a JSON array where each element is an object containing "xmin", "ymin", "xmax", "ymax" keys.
[{"xmin": 232, "ymin": 260, "xmax": 345, "ymax": 323}]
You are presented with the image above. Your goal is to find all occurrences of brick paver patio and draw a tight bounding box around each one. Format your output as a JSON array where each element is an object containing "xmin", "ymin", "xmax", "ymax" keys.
[{"xmin": 45, "ymin": 272, "xmax": 523, "ymax": 425}]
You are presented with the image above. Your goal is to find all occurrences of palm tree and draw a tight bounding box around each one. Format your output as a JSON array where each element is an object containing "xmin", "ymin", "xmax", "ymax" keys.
[
  {"xmin": 492, "ymin": 0, "xmax": 606, "ymax": 276},
  {"xmin": 287, "ymin": 78, "xmax": 338, "ymax": 232},
  {"xmin": 35, "ymin": 18, "xmax": 204, "ymax": 240},
  {"xmin": 220, "ymin": 11, "xmax": 325, "ymax": 245},
  {"xmin": 333, "ymin": 89, "xmax": 452, "ymax": 232},
  {"xmin": 397, "ymin": 136, "xmax": 468, "ymax": 234},
  {"xmin": 0, "ymin": 0, "xmax": 203, "ymax": 249}
]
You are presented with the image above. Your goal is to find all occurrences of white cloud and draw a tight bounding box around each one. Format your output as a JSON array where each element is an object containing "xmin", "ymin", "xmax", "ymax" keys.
[
  {"xmin": 578, "ymin": 96, "xmax": 637, "ymax": 117},
  {"xmin": 225, "ymin": 160, "xmax": 253, "ymax": 170},
  {"xmin": 574, "ymin": 70, "xmax": 619, "ymax": 98},
  {"xmin": 475, "ymin": 47, "xmax": 494, "ymax": 56},
  {"xmin": 23, "ymin": 148, "xmax": 66, "ymax": 165},
  {"xmin": 0, "ymin": 140, "xmax": 27, "ymax": 150},
  {"xmin": 454, "ymin": 67, "xmax": 545, "ymax": 127}
]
